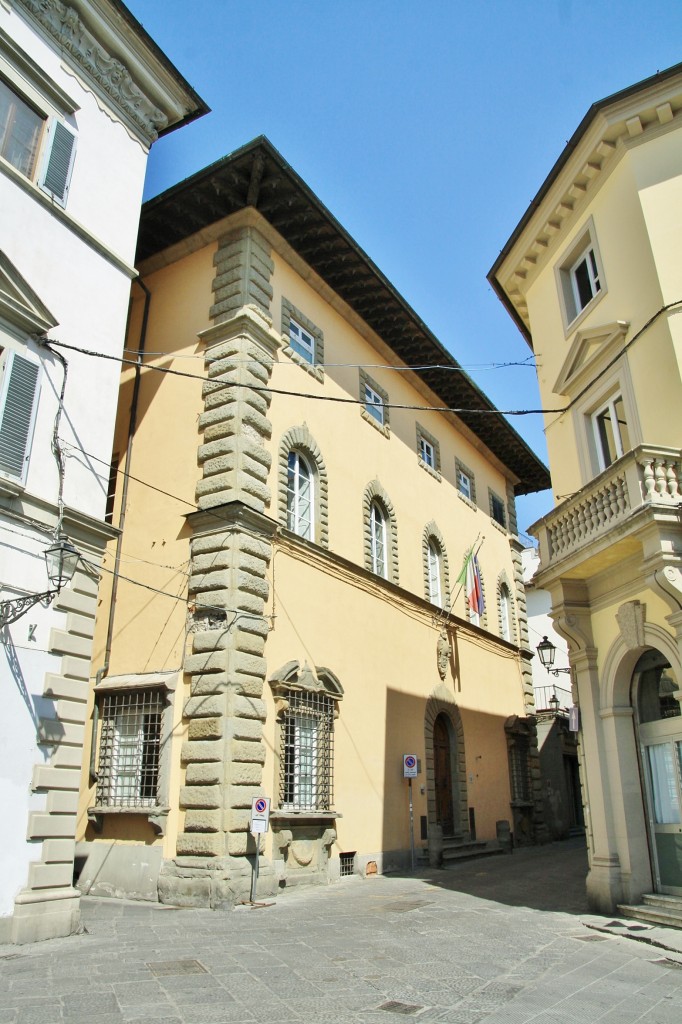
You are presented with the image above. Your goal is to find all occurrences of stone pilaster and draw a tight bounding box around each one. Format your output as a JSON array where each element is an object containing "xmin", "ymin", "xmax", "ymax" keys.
[{"xmin": 159, "ymin": 226, "xmax": 280, "ymax": 907}]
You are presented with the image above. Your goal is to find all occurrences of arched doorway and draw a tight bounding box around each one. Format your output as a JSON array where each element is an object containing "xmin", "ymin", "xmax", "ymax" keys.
[
  {"xmin": 634, "ymin": 649, "xmax": 682, "ymax": 896},
  {"xmin": 433, "ymin": 713, "xmax": 455, "ymax": 836}
]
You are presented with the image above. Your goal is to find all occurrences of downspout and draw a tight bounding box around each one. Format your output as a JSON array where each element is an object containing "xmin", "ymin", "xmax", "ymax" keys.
[{"xmin": 90, "ymin": 278, "xmax": 151, "ymax": 781}]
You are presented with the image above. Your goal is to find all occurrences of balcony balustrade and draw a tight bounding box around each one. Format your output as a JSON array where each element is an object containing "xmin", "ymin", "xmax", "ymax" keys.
[{"xmin": 532, "ymin": 446, "xmax": 682, "ymax": 570}]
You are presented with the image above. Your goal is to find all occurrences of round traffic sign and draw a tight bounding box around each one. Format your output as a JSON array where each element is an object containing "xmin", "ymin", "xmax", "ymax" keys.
[
  {"xmin": 404, "ymin": 756, "xmax": 416, "ymax": 769},
  {"xmin": 255, "ymin": 798, "xmax": 267, "ymax": 813}
]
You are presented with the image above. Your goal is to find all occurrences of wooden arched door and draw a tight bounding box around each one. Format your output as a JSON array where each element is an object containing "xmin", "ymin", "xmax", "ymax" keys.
[{"xmin": 433, "ymin": 713, "xmax": 454, "ymax": 836}]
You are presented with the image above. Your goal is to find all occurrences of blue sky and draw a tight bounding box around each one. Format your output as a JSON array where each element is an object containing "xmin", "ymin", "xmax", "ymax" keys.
[{"xmin": 131, "ymin": 0, "xmax": 682, "ymax": 535}]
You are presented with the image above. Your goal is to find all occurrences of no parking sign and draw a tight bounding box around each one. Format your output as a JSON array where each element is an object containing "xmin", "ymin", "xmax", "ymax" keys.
[
  {"xmin": 403, "ymin": 754, "xmax": 418, "ymax": 778},
  {"xmin": 250, "ymin": 796, "xmax": 271, "ymax": 834}
]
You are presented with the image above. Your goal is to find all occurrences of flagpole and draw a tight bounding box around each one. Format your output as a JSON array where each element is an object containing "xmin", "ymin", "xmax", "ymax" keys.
[{"xmin": 448, "ymin": 533, "xmax": 484, "ymax": 611}]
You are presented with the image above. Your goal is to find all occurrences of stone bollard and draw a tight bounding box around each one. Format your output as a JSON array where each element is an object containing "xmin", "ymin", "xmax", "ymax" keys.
[
  {"xmin": 496, "ymin": 819, "xmax": 513, "ymax": 853},
  {"xmin": 428, "ymin": 824, "xmax": 443, "ymax": 867}
]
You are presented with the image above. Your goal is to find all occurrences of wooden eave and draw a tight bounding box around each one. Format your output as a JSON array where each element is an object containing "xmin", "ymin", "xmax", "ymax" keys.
[{"xmin": 137, "ymin": 137, "xmax": 549, "ymax": 496}]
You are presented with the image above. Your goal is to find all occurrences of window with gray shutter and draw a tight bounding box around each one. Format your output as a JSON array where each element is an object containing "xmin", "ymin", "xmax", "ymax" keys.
[
  {"xmin": 0, "ymin": 350, "xmax": 40, "ymax": 480},
  {"xmin": 39, "ymin": 119, "xmax": 76, "ymax": 206}
]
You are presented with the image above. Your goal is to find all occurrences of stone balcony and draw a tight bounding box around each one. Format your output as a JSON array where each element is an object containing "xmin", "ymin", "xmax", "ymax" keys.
[{"xmin": 530, "ymin": 445, "xmax": 682, "ymax": 580}]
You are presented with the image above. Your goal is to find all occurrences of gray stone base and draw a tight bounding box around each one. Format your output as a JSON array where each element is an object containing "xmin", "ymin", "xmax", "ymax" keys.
[
  {"xmin": 2, "ymin": 888, "xmax": 81, "ymax": 944},
  {"xmin": 586, "ymin": 855, "xmax": 625, "ymax": 915},
  {"xmin": 75, "ymin": 842, "xmax": 163, "ymax": 901},
  {"xmin": 158, "ymin": 855, "xmax": 276, "ymax": 908}
]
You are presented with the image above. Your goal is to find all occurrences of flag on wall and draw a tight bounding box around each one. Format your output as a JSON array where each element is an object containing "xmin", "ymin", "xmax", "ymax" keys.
[{"xmin": 457, "ymin": 547, "xmax": 485, "ymax": 618}]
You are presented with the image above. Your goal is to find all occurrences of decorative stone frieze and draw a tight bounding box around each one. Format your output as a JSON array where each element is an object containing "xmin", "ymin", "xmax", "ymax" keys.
[
  {"xmin": 18, "ymin": 0, "xmax": 168, "ymax": 143},
  {"xmin": 616, "ymin": 600, "xmax": 646, "ymax": 650}
]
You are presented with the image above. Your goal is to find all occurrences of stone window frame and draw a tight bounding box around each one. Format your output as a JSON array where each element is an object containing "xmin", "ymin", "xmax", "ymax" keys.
[
  {"xmin": 422, "ymin": 522, "xmax": 450, "ymax": 609},
  {"xmin": 278, "ymin": 424, "xmax": 329, "ymax": 548},
  {"xmin": 416, "ymin": 422, "xmax": 441, "ymax": 480},
  {"xmin": 363, "ymin": 479, "xmax": 399, "ymax": 585},
  {"xmin": 269, "ymin": 661, "xmax": 344, "ymax": 817},
  {"xmin": 281, "ymin": 297, "xmax": 324, "ymax": 383},
  {"xmin": 488, "ymin": 488, "xmax": 508, "ymax": 532},
  {"xmin": 555, "ymin": 217, "xmax": 607, "ymax": 335},
  {"xmin": 359, "ymin": 368, "xmax": 390, "ymax": 437},
  {"xmin": 455, "ymin": 458, "xmax": 476, "ymax": 509},
  {"xmin": 87, "ymin": 671, "xmax": 178, "ymax": 836},
  {"xmin": 497, "ymin": 572, "xmax": 516, "ymax": 643}
]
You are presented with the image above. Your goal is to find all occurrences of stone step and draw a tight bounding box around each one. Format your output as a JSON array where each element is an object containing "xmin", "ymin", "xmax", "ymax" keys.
[
  {"xmin": 617, "ymin": 895, "xmax": 682, "ymax": 931},
  {"xmin": 441, "ymin": 842, "xmax": 504, "ymax": 865},
  {"xmin": 642, "ymin": 893, "xmax": 682, "ymax": 912}
]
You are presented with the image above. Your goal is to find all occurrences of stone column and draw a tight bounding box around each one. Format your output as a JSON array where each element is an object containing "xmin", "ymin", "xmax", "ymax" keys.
[
  {"xmin": 158, "ymin": 226, "xmax": 281, "ymax": 907},
  {"xmin": 551, "ymin": 584, "xmax": 623, "ymax": 913}
]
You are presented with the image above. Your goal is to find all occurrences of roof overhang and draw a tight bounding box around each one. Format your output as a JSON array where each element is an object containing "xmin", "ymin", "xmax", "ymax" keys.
[
  {"xmin": 137, "ymin": 137, "xmax": 550, "ymax": 496},
  {"xmin": 16, "ymin": 0, "xmax": 209, "ymax": 144},
  {"xmin": 488, "ymin": 61, "xmax": 682, "ymax": 347}
]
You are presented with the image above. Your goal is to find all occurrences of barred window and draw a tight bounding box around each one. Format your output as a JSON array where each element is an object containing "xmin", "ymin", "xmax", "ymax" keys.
[
  {"xmin": 508, "ymin": 735, "xmax": 532, "ymax": 803},
  {"xmin": 95, "ymin": 690, "xmax": 163, "ymax": 808},
  {"xmin": 280, "ymin": 689, "xmax": 334, "ymax": 811}
]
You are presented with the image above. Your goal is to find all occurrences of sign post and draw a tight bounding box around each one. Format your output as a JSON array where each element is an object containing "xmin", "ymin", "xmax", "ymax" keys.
[
  {"xmin": 403, "ymin": 755, "xmax": 418, "ymax": 871},
  {"xmin": 249, "ymin": 797, "xmax": 270, "ymax": 903}
]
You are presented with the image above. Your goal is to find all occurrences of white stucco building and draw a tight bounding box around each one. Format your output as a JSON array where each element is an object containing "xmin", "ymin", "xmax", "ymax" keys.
[{"xmin": 0, "ymin": 0, "xmax": 207, "ymax": 943}]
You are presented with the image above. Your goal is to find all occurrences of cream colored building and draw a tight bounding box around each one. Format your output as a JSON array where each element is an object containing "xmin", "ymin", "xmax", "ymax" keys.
[
  {"xmin": 490, "ymin": 63, "xmax": 682, "ymax": 919},
  {"xmin": 76, "ymin": 138, "xmax": 550, "ymax": 905}
]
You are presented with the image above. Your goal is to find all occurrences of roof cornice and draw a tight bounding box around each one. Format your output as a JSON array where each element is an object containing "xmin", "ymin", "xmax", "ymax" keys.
[
  {"xmin": 137, "ymin": 137, "xmax": 550, "ymax": 496},
  {"xmin": 488, "ymin": 62, "xmax": 682, "ymax": 346},
  {"xmin": 15, "ymin": 0, "xmax": 209, "ymax": 144}
]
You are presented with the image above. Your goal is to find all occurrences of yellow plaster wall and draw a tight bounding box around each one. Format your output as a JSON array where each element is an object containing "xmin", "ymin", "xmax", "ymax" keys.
[
  {"xmin": 262, "ymin": 547, "xmax": 522, "ymax": 855},
  {"xmin": 525, "ymin": 141, "xmax": 682, "ymax": 500},
  {"xmin": 79, "ymin": 219, "xmax": 528, "ymax": 858}
]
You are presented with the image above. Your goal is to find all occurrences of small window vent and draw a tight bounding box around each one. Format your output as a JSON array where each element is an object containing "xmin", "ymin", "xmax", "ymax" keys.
[{"xmin": 339, "ymin": 851, "xmax": 356, "ymax": 878}]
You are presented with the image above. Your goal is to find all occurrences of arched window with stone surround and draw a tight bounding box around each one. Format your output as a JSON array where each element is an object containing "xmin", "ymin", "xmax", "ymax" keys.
[
  {"xmin": 278, "ymin": 425, "xmax": 329, "ymax": 547},
  {"xmin": 422, "ymin": 522, "xmax": 450, "ymax": 609},
  {"xmin": 363, "ymin": 480, "xmax": 398, "ymax": 584},
  {"xmin": 498, "ymin": 577, "xmax": 515, "ymax": 642}
]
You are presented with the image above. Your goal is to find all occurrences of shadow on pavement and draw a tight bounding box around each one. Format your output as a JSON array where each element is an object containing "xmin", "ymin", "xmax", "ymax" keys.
[{"xmin": 403, "ymin": 836, "xmax": 590, "ymax": 915}]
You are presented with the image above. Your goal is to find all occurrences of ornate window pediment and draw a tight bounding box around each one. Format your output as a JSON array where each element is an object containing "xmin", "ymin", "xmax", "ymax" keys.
[{"xmin": 553, "ymin": 320, "xmax": 629, "ymax": 398}]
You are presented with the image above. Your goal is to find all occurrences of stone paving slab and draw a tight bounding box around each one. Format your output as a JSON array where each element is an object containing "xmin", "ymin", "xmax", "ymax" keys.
[{"xmin": 2, "ymin": 840, "xmax": 682, "ymax": 1023}]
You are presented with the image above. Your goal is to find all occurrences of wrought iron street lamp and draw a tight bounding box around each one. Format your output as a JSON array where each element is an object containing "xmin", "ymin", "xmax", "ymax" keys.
[
  {"xmin": 536, "ymin": 635, "xmax": 571, "ymax": 676},
  {"xmin": 0, "ymin": 536, "xmax": 80, "ymax": 628}
]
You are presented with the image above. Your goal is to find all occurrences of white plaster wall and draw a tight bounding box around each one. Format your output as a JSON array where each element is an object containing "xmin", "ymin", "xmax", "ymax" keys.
[
  {"xmin": 522, "ymin": 547, "xmax": 571, "ymax": 703},
  {"xmin": 0, "ymin": 529, "xmax": 64, "ymax": 918},
  {"xmin": 2, "ymin": 4, "xmax": 149, "ymax": 259}
]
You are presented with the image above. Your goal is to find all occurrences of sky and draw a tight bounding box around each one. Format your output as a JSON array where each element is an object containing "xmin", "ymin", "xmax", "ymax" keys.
[{"xmin": 130, "ymin": 0, "xmax": 682, "ymax": 537}]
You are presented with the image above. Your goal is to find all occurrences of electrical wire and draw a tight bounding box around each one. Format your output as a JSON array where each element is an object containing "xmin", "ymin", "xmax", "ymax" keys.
[
  {"xmin": 47, "ymin": 338, "xmax": 560, "ymax": 416},
  {"xmin": 123, "ymin": 347, "xmax": 537, "ymax": 372}
]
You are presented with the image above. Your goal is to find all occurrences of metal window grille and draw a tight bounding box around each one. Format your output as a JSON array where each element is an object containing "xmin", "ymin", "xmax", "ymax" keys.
[
  {"xmin": 509, "ymin": 737, "xmax": 532, "ymax": 803},
  {"xmin": 95, "ymin": 689, "xmax": 163, "ymax": 808},
  {"xmin": 339, "ymin": 851, "xmax": 356, "ymax": 877},
  {"xmin": 280, "ymin": 689, "xmax": 334, "ymax": 811}
]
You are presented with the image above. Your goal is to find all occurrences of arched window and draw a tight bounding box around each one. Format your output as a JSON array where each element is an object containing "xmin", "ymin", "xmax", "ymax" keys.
[
  {"xmin": 499, "ymin": 583, "xmax": 513, "ymax": 641},
  {"xmin": 278, "ymin": 426, "xmax": 329, "ymax": 547},
  {"xmin": 370, "ymin": 500, "xmax": 387, "ymax": 578},
  {"xmin": 423, "ymin": 524, "xmax": 450, "ymax": 609},
  {"xmin": 428, "ymin": 540, "xmax": 442, "ymax": 606},
  {"xmin": 287, "ymin": 450, "xmax": 313, "ymax": 539},
  {"xmin": 363, "ymin": 480, "xmax": 398, "ymax": 583}
]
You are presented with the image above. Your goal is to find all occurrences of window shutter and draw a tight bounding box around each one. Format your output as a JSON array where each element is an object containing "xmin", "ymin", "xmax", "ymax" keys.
[
  {"xmin": 0, "ymin": 352, "xmax": 40, "ymax": 479},
  {"xmin": 39, "ymin": 119, "xmax": 76, "ymax": 206}
]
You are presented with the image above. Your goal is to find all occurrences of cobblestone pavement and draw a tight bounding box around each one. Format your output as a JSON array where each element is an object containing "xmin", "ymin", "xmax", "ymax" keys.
[{"xmin": 2, "ymin": 840, "xmax": 682, "ymax": 1024}]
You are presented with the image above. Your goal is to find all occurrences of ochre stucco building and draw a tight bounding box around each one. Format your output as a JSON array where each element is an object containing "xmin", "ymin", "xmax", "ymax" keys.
[
  {"xmin": 490, "ymin": 63, "xmax": 682, "ymax": 920},
  {"xmin": 76, "ymin": 138, "xmax": 550, "ymax": 905}
]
